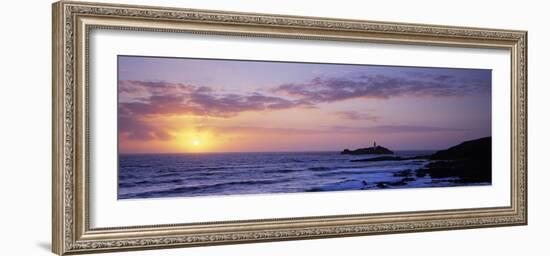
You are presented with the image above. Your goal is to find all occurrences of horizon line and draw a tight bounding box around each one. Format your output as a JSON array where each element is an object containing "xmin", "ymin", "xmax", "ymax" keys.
[
  {"xmin": 118, "ymin": 136, "xmax": 492, "ymax": 155},
  {"xmin": 118, "ymin": 149, "xmax": 441, "ymax": 155}
]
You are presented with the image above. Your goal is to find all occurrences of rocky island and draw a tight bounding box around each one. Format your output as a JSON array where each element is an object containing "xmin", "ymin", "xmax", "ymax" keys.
[{"xmin": 341, "ymin": 142, "xmax": 394, "ymax": 155}]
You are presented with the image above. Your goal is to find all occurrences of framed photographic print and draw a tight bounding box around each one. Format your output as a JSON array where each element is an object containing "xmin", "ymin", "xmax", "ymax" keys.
[{"xmin": 52, "ymin": 1, "xmax": 527, "ymax": 255}]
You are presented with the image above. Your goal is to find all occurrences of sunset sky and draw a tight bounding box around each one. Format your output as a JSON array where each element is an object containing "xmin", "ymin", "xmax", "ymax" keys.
[{"xmin": 118, "ymin": 55, "xmax": 491, "ymax": 154}]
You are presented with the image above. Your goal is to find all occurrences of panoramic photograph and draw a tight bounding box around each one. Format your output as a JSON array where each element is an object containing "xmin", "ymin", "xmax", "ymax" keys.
[{"xmin": 117, "ymin": 55, "xmax": 492, "ymax": 200}]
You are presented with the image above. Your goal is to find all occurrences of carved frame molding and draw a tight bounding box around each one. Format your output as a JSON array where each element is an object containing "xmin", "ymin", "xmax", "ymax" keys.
[{"xmin": 52, "ymin": 1, "xmax": 527, "ymax": 255}]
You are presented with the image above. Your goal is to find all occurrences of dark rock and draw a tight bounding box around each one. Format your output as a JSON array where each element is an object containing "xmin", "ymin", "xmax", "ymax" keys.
[
  {"xmin": 415, "ymin": 169, "xmax": 429, "ymax": 178},
  {"xmin": 402, "ymin": 177, "xmax": 416, "ymax": 182},
  {"xmin": 352, "ymin": 156, "xmax": 402, "ymax": 162},
  {"xmin": 341, "ymin": 145, "xmax": 394, "ymax": 155},
  {"xmin": 387, "ymin": 181, "xmax": 408, "ymax": 186},
  {"xmin": 430, "ymin": 137, "xmax": 491, "ymax": 161},
  {"xmin": 410, "ymin": 155, "xmax": 432, "ymax": 160},
  {"xmin": 423, "ymin": 137, "xmax": 492, "ymax": 183},
  {"xmin": 305, "ymin": 187, "xmax": 322, "ymax": 192},
  {"xmin": 351, "ymin": 155, "xmax": 431, "ymax": 162}
]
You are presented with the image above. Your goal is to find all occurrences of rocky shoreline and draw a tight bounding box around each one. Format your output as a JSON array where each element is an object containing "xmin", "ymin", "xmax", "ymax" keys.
[{"xmin": 350, "ymin": 137, "xmax": 492, "ymax": 184}]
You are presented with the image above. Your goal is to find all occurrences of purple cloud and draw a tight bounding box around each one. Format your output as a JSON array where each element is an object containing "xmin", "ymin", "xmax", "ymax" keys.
[
  {"xmin": 333, "ymin": 111, "xmax": 380, "ymax": 121},
  {"xmin": 120, "ymin": 80, "xmax": 310, "ymax": 118},
  {"xmin": 118, "ymin": 112, "xmax": 172, "ymax": 141},
  {"xmin": 272, "ymin": 71, "xmax": 490, "ymax": 103},
  {"xmin": 118, "ymin": 80, "xmax": 312, "ymax": 140}
]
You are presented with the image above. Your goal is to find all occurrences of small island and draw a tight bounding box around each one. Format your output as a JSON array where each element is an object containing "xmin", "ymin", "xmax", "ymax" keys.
[{"xmin": 341, "ymin": 141, "xmax": 394, "ymax": 155}]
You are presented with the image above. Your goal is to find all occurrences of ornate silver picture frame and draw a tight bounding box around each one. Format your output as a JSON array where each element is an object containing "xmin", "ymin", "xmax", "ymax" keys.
[{"xmin": 52, "ymin": 1, "xmax": 527, "ymax": 255}]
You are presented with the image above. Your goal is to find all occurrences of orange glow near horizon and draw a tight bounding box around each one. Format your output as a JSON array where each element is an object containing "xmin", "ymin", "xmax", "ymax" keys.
[{"xmin": 175, "ymin": 128, "xmax": 215, "ymax": 153}]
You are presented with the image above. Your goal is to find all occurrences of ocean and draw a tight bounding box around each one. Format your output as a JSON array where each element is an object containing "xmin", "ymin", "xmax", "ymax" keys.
[{"xmin": 118, "ymin": 151, "xmax": 484, "ymax": 200}]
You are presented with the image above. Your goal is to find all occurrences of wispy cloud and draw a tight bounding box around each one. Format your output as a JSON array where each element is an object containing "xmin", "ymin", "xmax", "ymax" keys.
[
  {"xmin": 333, "ymin": 111, "xmax": 380, "ymax": 121},
  {"xmin": 119, "ymin": 80, "xmax": 310, "ymax": 118},
  {"xmin": 272, "ymin": 71, "xmax": 490, "ymax": 103},
  {"xmin": 193, "ymin": 125, "xmax": 466, "ymax": 135},
  {"xmin": 330, "ymin": 125, "xmax": 467, "ymax": 133},
  {"xmin": 118, "ymin": 114, "xmax": 172, "ymax": 141}
]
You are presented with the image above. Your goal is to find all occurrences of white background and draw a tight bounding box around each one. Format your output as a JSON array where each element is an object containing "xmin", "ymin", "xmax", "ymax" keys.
[{"xmin": 0, "ymin": 0, "xmax": 547, "ymax": 255}]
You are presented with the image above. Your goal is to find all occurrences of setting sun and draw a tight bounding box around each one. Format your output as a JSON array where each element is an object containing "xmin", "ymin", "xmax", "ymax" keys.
[
  {"xmin": 168, "ymin": 129, "xmax": 219, "ymax": 153},
  {"xmin": 192, "ymin": 138, "xmax": 201, "ymax": 146}
]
